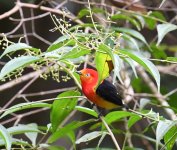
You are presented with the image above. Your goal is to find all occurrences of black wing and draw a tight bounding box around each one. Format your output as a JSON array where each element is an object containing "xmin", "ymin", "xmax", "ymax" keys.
[{"xmin": 96, "ymin": 80, "xmax": 123, "ymax": 106}]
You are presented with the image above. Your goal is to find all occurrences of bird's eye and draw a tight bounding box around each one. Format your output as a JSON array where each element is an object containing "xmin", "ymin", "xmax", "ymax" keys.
[{"xmin": 85, "ymin": 73, "xmax": 90, "ymax": 77}]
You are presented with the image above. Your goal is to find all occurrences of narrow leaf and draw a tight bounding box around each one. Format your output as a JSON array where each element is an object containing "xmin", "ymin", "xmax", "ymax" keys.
[
  {"xmin": 139, "ymin": 98, "xmax": 151, "ymax": 110},
  {"xmin": 119, "ymin": 50, "xmax": 160, "ymax": 91},
  {"xmin": 0, "ymin": 102, "xmax": 51, "ymax": 119},
  {"xmin": 164, "ymin": 126, "xmax": 177, "ymax": 150},
  {"xmin": 95, "ymin": 51, "xmax": 111, "ymax": 84},
  {"xmin": 156, "ymin": 120, "xmax": 177, "ymax": 149},
  {"xmin": 113, "ymin": 27, "xmax": 149, "ymax": 48},
  {"xmin": 0, "ymin": 138, "xmax": 29, "ymax": 147},
  {"xmin": 8, "ymin": 124, "xmax": 41, "ymax": 135},
  {"xmin": 0, "ymin": 125, "xmax": 12, "ymax": 150},
  {"xmin": 0, "ymin": 43, "xmax": 32, "ymax": 58},
  {"xmin": 76, "ymin": 131, "xmax": 104, "ymax": 144},
  {"xmin": 48, "ymin": 119, "xmax": 94, "ymax": 143},
  {"xmin": 157, "ymin": 23, "xmax": 177, "ymax": 46},
  {"xmin": 25, "ymin": 123, "xmax": 38, "ymax": 146},
  {"xmin": 98, "ymin": 44, "xmax": 123, "ymax": 84},
  {"xmin": 0, "ymin": 56, "xmax": 41, "ymax": 80},
  {"xmin": 50, "ymin": 90, "xmax": 80, "ymax": 132},
  {"xmin": 60, "ymin": 46, "xmax": 90, "ymax": 60},
  {"xmin": 124, "ymin": 58, "xmax": 138, "ymax": 78},
  {"xmin": 128, "ymin": 115, "xmax": 142, "ymax": 128},
  {"xmin": 75, "ymin": 106, "xmax": 98, "ymax": 118},
  {"xmin": 105, "ymin": 111, "xmax": 134, "ymax": 125},
  {"xmin": 166, "ymin": 57, "xmax": 177, "ymax": 62}
]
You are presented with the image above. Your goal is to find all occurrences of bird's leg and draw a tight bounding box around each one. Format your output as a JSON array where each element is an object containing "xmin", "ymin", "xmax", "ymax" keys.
[
  {"xmin": 90, "ymin": 103, "xmax": 96, "ymax": 109},
  {"xmin": 96, "ymin": 107, "xmax": 104, "ymax": 118}
]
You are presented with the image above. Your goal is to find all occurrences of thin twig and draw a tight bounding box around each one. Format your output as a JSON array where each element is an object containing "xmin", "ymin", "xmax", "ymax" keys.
[
  {"xmin": 100, "ymin": 116, "xmax": 121, "ymax": 150},
  {"xmin": 18, "ymin": 86, "xmax": 77, "ymax": 97},
  {"xmin": 2, "ymin": 75, "xmax": 38, "ymax": 109}
]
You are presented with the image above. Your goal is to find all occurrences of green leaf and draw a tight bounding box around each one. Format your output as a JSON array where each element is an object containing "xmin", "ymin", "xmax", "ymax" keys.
[
  {"xmin": 78, "ymin": 8, "xmax": 89, "ymax": 18},
  {"xmin": 7, "ymin": 124, "xmax": 41, "ymax": 135},
  {"xmin": 113, "ymin": 27, "xmax": 149, "ymax": 48},
  {"xmin": 157, "ymin": 23, "xmax": 177, "ymax": 46},
  {"xmin": 95, "ymin": 51, "xmax": 110, "ymax": 84},
  {"xmin": 47, "ymin": 145, "xmax": 65, "ymax": 150},
  {"xmin": 67, "ymin": 131, "xmax": 76, "ymax": 146},
  {"xmin": 75, "ymin": 106, "xmax": 98, "ymax": 118},
  {"xmin": 0, "ymin": 56, "xmax": 41, "ymax": 80},
  {"xmin": 50, "ymin": 90, "xmax": 80, "ymax": 132},
  {"xmin": 98, "ymin": 44, "xmax": 123, "ymax": 84},
  {"xmin": 128, "ymin": 115, "xmax": 142, "ymax": 129},
  {"xmin": 83, "ymin": 148, "xmax": 115, "ymax": 150},
  {"xmin": 75, "ymin": 131, "xmax": 105, "ymax": 144},
  {"xmin": 0, "ymin": 125, "xmax": 12, "ymax": 150},
  {"xmin": 104, "ymin": 111, "xmax": 134, "ymax": 125},
  {"xmin": 24, "ymin": 123, "xmax": 38, "ymax": 146},
  {"xmin": 150, "ymin": 11, "xmax": 166, "ymax": 21},
  {"xmin": 119, "ymin": 50, "xmax": 160, "ymax": 91},
  {"xmin": 122, "ymin": 34, "xmax": 140, "ymax": 51},
  {"xmin": 48, "ymin": 119, "xmax": 94, "ymax": 143},
  {"xmin": 44, "ymin": 46, "xmax": 73, "ymax": 59},
  {"xmin": 164, "ymin": 126, "xmax": 177, "ymax": 150},
  {"xmin": 111, "ymin": 14, "xmax": 141, "ymax": 30},
  {"xmin": 0, "ymin": 138, "xmax": 29, "ymax": 147},
  {"xmin": 156, "ymin": 120, "xmax": 177, "ymax": 149},
  {"xmin": 124, "ymin": 58, "xmax": 138, "ymax": 78},
  {"xmin": 166, "ymin": 57, "xmax": 177, "ymax": 62},
  {"xmin": 0, "ymin": 43, "xmax": 37, "ymax": 59},
  {"xmin": 60, "ymin": 46, "xmax": 90, "ymax": 60},
  {"xmin": 0, "ymin": 102, "xmax": 51, "ymax": 119},
  {"xmin": 133, "ymin": 15, "xmax": 145, "ymax": 28}
]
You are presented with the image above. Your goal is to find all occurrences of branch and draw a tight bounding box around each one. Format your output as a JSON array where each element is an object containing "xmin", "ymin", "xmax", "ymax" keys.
[
  {"xmin": 136, "ymin": 66, "xmax": 177, "ymax": 120},
  {"xmin": 0, "ymin": 70, "xmax": 43, "ymax": 92},
  {"xmin": 0, "ymin": 3, "xmax": 19, "ymax": 20}
]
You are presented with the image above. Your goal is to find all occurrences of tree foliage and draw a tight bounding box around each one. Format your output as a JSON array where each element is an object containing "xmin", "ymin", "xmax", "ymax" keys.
[{"xmin": 0, "ymin": 0, "xmax": 177, "ymax": 149}]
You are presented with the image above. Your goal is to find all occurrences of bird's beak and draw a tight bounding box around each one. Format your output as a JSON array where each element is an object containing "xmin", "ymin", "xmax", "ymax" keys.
[{"xmin": 76, "ymin": 71, "xmax": 82, "ymax": 75}]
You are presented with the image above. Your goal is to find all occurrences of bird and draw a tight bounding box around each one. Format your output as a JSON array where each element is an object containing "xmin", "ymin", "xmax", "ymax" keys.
[{"xmin": 76, "ymin": 68, "xmax": 128, "ymax": 110}]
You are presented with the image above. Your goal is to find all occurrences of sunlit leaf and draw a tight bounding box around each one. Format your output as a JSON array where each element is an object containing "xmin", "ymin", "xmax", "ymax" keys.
[
  {"xmin": 139, "ymin": 98, "xmax": 151, "ymax": 110},
  {"xmin": 25, "ymin": 123, "xmax": 38, "ymax": 146},
  {"xmin": 119, "ymin": 50, "xmax": 160, "ymax": 91},
  {"xmin": 156, "ymin": 120, "xmax": 177, "ymax": 149},
  {"xmin": 0, "ymin": 125, "xmax": 12, "ymax": 150},
  {"xmin": 0, "ymin": 56, "xmax": 41, "ymax": 80},
  {"xmin": 0, "ymin": 43, "xmax": 39, "ymax": 58},
  {"xmin": 122, "ymin": 34, "xmax": 140, "ymax": 51},
  {"xmin": 98, "ymin": 44, "xmax": 123, "ymax": 84},
  {"xmin": 0, "ymin": 138, "xmax": 29, "ymax": 147},
  {"xmin": 0, "ymin": 102, "xmax": 51, "ymax": 119},
  {"xmin": 7, "ymin": 124, "xmax": 41, "ymax": 135},
  {"xmin": 157, "ymin": 23, "xmax": 177, "ymax": 46},
  {"xmin": 166, "ymin": 57, "xmax": 177, "ymax": 62},
  {"xmin": 124, "ymin": 58, "xmax": 138, "ymax": 78},
  {"xmin": 95, "ymin": 51, "xmax": 111, "ymax": 84},
  {"xmin": 60, "ymin": 46, "xmax": 90, "ymax": 60},
  {"xmin": 113, "ymin": 27, "xmax": 149, "ymax": 49},
  {"xmin": 76, "ymin": 131, "xmax": 105, "ymax": 144}
]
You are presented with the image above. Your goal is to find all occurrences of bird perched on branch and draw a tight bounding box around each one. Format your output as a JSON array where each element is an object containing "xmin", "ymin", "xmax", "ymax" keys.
[{"xmin": 76, "ymin": 68, "xmax": 128, "ymax": 110}]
